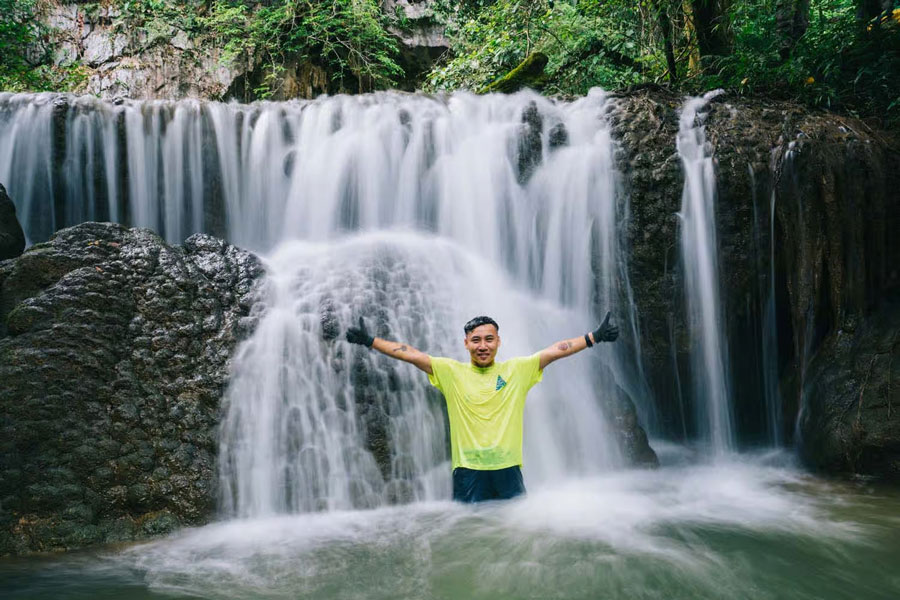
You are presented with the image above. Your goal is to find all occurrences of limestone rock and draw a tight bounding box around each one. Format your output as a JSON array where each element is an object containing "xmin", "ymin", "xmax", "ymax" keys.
[
  {"xmin": 82, "ymin": 30, "xmax": 127, "ymax": 66},
  {"xmin": 607, "ymin": 395, "xmax": 659, "ymax": 468},
  {"xmin": 0, "ymin": 222, "xmax": 264, "ymax": 555},
  {"xmin": 608, "ymin": 89, "xmax": 900, "ymax": 475},
  {"xmin": 171, "ymin": 29, "xmax": 192, "ymax": 51},
  {"xmin": 798, "ymin": 306, "xmax": 900, "ymax": 478},
  {"xmin": 384, "ymin": 0, "xmax": 449, "ymax": 91},
  {"xmin": 40, "ymin": 1, "xmax": 448, "ymax": 99}
]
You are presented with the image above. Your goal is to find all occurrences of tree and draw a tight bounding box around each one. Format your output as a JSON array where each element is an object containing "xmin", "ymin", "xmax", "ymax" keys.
[
  {"xmin": 775, "ymin": 0, "xmax": 810, "ymax": 60},
  {"xmin": 691, "ymin": 0, "xmax": 733, "ymax": 66},
  {"xmin": 652, "ymin": 0, "xmax": 679, "ymax": 83}
]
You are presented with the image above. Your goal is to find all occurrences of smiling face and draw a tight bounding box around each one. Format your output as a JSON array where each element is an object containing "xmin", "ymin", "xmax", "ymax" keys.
[{"xmin": 464, "ymin": 323, "xmax": 501, "ymax": 368}]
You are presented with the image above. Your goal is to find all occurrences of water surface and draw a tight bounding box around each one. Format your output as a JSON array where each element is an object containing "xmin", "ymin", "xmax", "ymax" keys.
[{"xmin": 3, "ymin": 453, "xmax": 898, "ymax": 600}]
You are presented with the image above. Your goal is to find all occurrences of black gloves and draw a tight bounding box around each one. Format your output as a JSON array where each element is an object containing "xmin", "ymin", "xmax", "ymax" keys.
[
  {"xmin": 346, "ymin": 316, "xmax": 375, "ymax": 348},
  {"xmin": 586, "ymin": 311, "xmax": 618, "ymax": 347}
]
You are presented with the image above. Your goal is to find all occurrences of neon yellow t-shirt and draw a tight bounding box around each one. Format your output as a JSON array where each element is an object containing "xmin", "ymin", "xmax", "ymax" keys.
[{"xmin": 427, "ymin": 352, "xmax": 543, "ymax": 470}]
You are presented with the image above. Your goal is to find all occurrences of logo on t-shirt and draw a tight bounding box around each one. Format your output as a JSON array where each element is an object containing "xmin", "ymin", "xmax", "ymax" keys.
[{"xmin": 495, "ymin": 375, "xmax": 507, "ymax": 391}]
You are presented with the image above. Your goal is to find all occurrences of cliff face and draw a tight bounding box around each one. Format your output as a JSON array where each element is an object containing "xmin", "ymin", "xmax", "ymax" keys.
[
  {"xmin": 608, "ymin": 89, "xmax": 900, "ymax": 474},
  {"xmin": 0, "ymin": 222, "xmax": 263, "ymax": 554},
  {"xmin": 41, "ymin": 1, "xmax": 448, "ymax": 100},
  {"xmin": 47, "ymin": 2, "xmax": 243, "ymax": 100}
]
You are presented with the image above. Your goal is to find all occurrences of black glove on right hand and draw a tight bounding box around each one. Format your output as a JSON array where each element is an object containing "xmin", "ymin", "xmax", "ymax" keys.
[
  {"xmin": 346, "ymin": 316, "xmax": 375, "ymax": 348},
  {"xmin": 590, "ymin": 311, "xmax": 619, "ymax": 344}
]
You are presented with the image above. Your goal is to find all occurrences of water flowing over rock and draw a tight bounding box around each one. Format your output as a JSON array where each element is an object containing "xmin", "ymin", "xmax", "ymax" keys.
[
  {"xmin": 1, "ymin": 90, "xmax": 658, "ymax": 553},
  {"xmin": 2, "ymin": 87, "xmax": 898, "ymax": 555},
  {"xmin": 0, "ymin": 184, "xmax": 26, "ymax": 260},
  {"xmin": 610, "ymin": 88, "xmax": 900, "ymax": 472},
  {"xmin": 675, "ymin": 90, "xmax": 733, "ymax": 454},
  {"xmin": 0, "ymin": 222, "xmax": 263, "ymax": 555}
]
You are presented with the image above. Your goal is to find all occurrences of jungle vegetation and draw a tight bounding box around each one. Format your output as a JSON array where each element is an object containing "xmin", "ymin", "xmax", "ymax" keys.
[
  {"xmin": 1, "ymin": 0, "xmax": 898, "ymax": 126},
  {"xmin": 428, "ymin": 0, "xmax": 900, "ymax": 126}
]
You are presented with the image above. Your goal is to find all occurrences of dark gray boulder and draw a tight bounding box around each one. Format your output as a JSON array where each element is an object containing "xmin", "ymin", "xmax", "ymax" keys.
[
  {"xmin": 0, "ymin": 222, "xmax": 263, "ymax": 555},
  {"xmin": 798, "ymin": 305, "xmax": 900, "ymax": 478},
  {"xmin": 0, "ymin": 184, "xmax": 26, "ymax": 260},
  {"xmin": 606, "ymin": 395, "xmax": 659, "ymax": 468}
]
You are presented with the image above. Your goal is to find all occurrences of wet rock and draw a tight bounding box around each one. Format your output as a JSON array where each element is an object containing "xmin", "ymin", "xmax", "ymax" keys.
[
  {"xmin": 548, "ymin": 122, "xmax": 569, "ymax": 149},
  {"xmin": 609, "ymin": 89, "xmax": 900, "ymax": 473},
  {"xmin": 606, "ymin": 395, "xmax": 659, "ymax": 468},
  {"xmin": 0, "ymin": 184, "xmax": 26, "ymax": 260},
  {"xmin": 383, "ymin": 479, "xmax": 417, "ymax": 504},
  {"xmin": 0, "ymin": 222, "xmax": 264, "ymax": 555},
  {"xmin": 517, "ymin": 102, "xmax": 543, "ymax": 184},
  {"xmin": 799, "ymin": 306, "xmax": 900, "ymax": 478},
  {"xmin": 607, "ymin": 90, "xmax": 687, "ymax": 438}
]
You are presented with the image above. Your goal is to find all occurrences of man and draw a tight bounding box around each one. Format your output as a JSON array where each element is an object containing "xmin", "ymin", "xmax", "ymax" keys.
[{"xmin": 345, "ymin": 313, "xmax": 619, "ymax": 503}]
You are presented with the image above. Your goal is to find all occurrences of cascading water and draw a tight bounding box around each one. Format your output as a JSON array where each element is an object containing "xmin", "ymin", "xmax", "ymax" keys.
[
  {"xmin": 676, "ymin": 90, "xmax": 734, "ymax": 454},
  {"xmin": 759, "ymin": 144, "xmax": 793, "ymax": 446},
  {"xmin": 216, "ymin": 90, "xmax": 632, "ymax": 514},
  {"xmin": 1, "ymin": 89, "xmax": 641, "ymax": 514},
  {"xmin": 220, "ymin": 234, "xmax": 626, "ymax": 515}
]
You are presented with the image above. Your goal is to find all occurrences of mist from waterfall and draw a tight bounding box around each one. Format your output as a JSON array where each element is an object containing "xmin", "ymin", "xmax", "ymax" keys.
[{"xmin": 676, "ymin": 90, "xmax": 734, "ymax": 454}]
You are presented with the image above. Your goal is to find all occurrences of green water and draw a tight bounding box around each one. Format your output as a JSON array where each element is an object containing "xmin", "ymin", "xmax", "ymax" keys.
[{"xmin": 2, "ymin": 456, "xmax": 899, "ymax": 599}]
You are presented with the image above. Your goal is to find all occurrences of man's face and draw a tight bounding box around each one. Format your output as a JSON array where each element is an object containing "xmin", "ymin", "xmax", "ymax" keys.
[{"xmin": 464, "ymin": 324, "xmax": 500, "ymax": 368}]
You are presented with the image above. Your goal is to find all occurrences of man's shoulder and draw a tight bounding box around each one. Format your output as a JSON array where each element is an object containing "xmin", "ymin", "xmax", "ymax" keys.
[
  {"xmin": 429, "ymin": 355, "xmax": 465, "ymax": 369},
  {"xmin": 500, "ymin": 352, "xmax": 541, "ymax": 367}
]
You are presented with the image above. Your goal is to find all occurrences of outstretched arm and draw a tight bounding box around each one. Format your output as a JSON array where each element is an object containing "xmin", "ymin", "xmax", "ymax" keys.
[
  {"xmin": 538, "ymin": 312, "xmax": 619, "ymax": 370},
  {"xmin": 539, "ymin": 335, "xmax": 590, "ymax": 370},
  {"xmin": 371, "ymin": 338, "xmax": 433, "ymax": 375},
  {"xmin": 345, "ymin": 317, "xmax": 433, "ymax": 375}
]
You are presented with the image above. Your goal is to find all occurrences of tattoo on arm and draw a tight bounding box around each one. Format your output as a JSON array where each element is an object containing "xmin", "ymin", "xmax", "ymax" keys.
[
  {"xmin": 393, "ymin": 345, "xmax": 408, "ymax": 353},
  {"xmin": 556, "ymin": 342, "xmax": 571, "ymax": 352}
]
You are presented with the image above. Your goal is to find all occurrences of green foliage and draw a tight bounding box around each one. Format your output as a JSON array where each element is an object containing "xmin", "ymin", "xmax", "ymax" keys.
[
  {"xmin": 427, "ymin": 0, "xmax": 899, "ymax": 126},
  {"xmin": 698, "ymin": 0, "xmax": 900, "ymax": 123},
  {"xmin": 114, "ymin": 0, "xmax": 203, "ymax": 37},
  {"xmin": 202, "ymin": 0, "xmax": 403, "ymax": 96},
  {"xmin": 0, "ymin": 0, "xmax": 85, "ymax": 92},
  {"xmin": 426, "ymin": 0, "xmax": 645, "ymax": 94}
]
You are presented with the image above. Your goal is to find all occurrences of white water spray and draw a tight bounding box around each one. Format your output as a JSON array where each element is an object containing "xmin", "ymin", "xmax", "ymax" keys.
[{"xmin": 220, "ymin": 233, "xmax": 626, "ymax": 514}]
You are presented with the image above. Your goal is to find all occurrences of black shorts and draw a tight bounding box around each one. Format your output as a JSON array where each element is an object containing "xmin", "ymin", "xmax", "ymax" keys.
[{"xmin": 452, "ymin": 466, "xmax": 526, "ymax": 503}]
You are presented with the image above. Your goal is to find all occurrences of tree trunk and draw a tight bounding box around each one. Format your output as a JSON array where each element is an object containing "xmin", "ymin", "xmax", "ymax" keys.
[
  {"xmin": 775, "ymin": 0, "xmax": 810, "ymax": 60},
  {"xmin": 691, "ymin": 0, "xmax": 732, "ymax": 63},
  {"xmin": 655, "ymin": 0, "xmax": 679, "ymax": 83}
]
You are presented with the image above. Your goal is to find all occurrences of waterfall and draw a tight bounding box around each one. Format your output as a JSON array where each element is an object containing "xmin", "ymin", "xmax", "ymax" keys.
[
  {"xmin": 0, "ymin": 89, "xmax": 641, "ymax": 515},
  {"xmin": 760, "ymin": 144, "xmax": 792, "ymax": 446},
  {"xmin": 676, "ymin": 90, "xmax": 734, "ymax": 454},
  {"xmin": 216, "ymin": 90, "xmax": 634, "ymax": 514}
]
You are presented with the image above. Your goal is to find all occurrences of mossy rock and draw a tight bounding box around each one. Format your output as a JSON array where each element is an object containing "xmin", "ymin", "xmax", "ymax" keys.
[{"xmin": 480, "ymin": 52, "xmax": 549, "ymax": 94}]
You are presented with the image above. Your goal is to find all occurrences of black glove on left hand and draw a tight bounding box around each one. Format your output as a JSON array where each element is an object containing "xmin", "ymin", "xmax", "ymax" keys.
[
  {"xmin": 346, "ymin": 316, "xmax": 375, "ymax": 348},
  {"xmin": 588, "ymin": 311, "xmax": 619, "ymax": 345}
]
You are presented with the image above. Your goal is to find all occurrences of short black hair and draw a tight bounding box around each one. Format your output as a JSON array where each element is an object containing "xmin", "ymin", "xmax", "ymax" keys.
[{"xmin": 464, "ymin": 316, "xmax": 499, "ymax": 335}]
